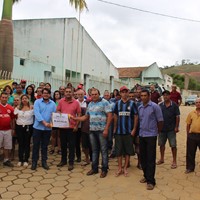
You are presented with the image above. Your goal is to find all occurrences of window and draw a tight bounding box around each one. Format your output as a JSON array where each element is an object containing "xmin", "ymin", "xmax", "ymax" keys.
[
  {"xmin": 51, "ymin": 66, "xmax": 56, "ymax": 72},
  {"xmin": 20, "ymin": 58, "xmax": 25, "ymax": 66}
]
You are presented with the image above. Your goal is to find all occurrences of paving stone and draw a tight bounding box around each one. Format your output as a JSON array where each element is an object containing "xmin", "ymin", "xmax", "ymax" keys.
[
  {"xmin": 69, "ymin": 172, "xmax": 83, "ymax": 178},
  {"xmin": 24, "ymin": 181, "xmax": 40, "ymax": 188},
  {"xmin": 43, "ymin": 173, "xmax": 57, "ymax": 179},
  {"xmin": 36, "ymin": 184, "xmax": 53, "ymax": 191},
  {"xmin": 13, "ymin": 178, "xmax": 29, "ymax": 185},
  {"xmin": 17, "ymin": 173, "xmax": 33, "ymax": 179},
  {"xmin": 46, "ymin": 194, "xmax": 66, "ymax": 200},
  {"xmin": 68, "ymin": 177, "xmax": 83, "ymax": 183},
  {"xmin": 55, "ymin": 176, "xmax": 69, "ymax": 181},
  {"xmin": 1, "ymin": 192, "xmax": 19, "ymax": 199},
  {"xmin": 66, "ymin": 183, "xmax": 83, "ymax": 191},
  {"xmin": 7, "ymin": 184, "xmax": 24, "ymax": 192},
  {"xmin": 0, "ymin": 172, "xmax": 7, "ymax": 178},
  {"xmin": 31, "ymin": 191, "xmax": 50, "ymax": 198},
  {"xmin": 0, "ymin": 181, "xmax": 13, "ymax": 188},
  {"xmin": 49, "ymin": 187, "xmax": 66, "ymax": 194},
  {"xmin": 40, "ymin": 178, "xmax": 55, "ymax": 184},
  {"xmin": 19, "ymin": 188, "xmax": 36, "ymax": 195},
  {"xmin": 28, "ymin": 176, "xmax": 43, "ymax": 182},
  {"xmin": 7, "ymin": 171, "xmax": 21, "ymax": 176},
  {"xmin": 148, "ymin": 194, "xmax": 167, "ymax": 200},
  {"xmin": 52, "ymin": 181, "xmax": 68, "ymax": 187},
  {"xmin": 13, "ymin": 195, "xmax": 32, "ymax": 200},
  {"xmin": 2, "ymin": 175, "xmax": 18, "ymax": 181}
]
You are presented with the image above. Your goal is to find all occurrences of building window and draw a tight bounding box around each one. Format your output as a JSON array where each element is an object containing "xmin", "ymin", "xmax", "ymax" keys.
[
  {"xmin": 51, "ymin": 66, "xmax": 56, "ymax": 73},
  {"xmin": 20, "ymin": 58, "xmax": 25, "ymax": 66}
]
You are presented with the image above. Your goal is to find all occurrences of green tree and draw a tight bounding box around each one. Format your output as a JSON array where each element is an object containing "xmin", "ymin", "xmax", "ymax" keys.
[{"xmin": 0, "ymin": 0, "xmax": 87, "ymax": 74}]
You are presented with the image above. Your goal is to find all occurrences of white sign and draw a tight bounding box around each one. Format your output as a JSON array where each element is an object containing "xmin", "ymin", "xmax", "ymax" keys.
[{"xmin": 52, "ymin": 113, "xmax": 69, "ymax": 128}]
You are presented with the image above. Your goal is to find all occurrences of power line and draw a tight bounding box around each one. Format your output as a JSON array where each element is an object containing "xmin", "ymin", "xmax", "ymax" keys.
[{"xmin": 97, "ymin": 0, "xmax": 200, "ymax": 23}]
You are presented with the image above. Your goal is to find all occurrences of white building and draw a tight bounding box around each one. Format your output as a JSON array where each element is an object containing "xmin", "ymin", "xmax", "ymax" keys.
[{"xmin": 13, "ymin": 18, "xmax": 123, "ymax": 92}]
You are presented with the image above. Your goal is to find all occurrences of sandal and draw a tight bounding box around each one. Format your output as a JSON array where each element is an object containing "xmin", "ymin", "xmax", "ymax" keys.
[
  {"xmin": 171, "ymin": 163, "xmax": 177, "ymax": 169},
  {"xmin": 115, "ymin": 170, "xmax": 123, "ymax": 177},
  {"xmin": 156, "ymin": 160, "xmax": 164, "ymax": 165},
  {"xmin": 49, "ymin": 149, "xmax": 55, "ymax": 154},
  {"xmin": 123, "ymin": 170, "xmax": 128, "ymax": 177}
]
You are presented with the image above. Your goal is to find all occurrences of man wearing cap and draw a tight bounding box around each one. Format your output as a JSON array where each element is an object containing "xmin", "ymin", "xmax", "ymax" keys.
[
  {"xmin": 157, "ymin": 90, "xmax": 180, "ymax": 169},
  {"xmin": 20, "ymin": 80, "xmax": 27, "ymax": 94},
  {"xmin": 113, "ymin": 86, "xmax": 138, "ymax": 177},
  {"xmin": 138, "ymin": 89, "xmax": 163, "ymax": 190}
]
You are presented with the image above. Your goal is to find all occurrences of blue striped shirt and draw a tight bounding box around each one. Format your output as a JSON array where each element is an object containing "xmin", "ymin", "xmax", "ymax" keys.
[{"xmin": 114, "ymin": 99, "xmax": 138, "ymax": 135}]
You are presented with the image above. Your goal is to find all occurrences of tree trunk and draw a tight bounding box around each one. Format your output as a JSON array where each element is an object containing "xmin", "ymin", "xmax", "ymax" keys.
[
  {"xmin": 0, "ymin": 19, "xmax": 13, "ymax": 73},
  {"xmin": 0, "ymin": 0, "xmax": 13, "ymax": 73}
]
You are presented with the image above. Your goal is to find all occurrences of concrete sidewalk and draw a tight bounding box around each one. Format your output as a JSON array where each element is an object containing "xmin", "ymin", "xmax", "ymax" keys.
[{"xmin": 0, "ymin": 106, "xmax": 200, "ymax": 200}]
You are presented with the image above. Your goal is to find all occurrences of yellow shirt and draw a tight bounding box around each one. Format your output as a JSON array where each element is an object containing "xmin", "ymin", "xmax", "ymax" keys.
[{"xmin": 186, "ymin": 110, "xmax": 200, "ymax": 134}]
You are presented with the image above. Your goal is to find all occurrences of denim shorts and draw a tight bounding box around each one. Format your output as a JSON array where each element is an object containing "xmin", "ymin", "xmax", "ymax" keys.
[{"xmin": 158, "ymin": 130, "xmax": 176, "ymax": 147}]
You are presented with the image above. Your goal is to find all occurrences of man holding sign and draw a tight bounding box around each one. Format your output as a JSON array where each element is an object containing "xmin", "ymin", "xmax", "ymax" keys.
[{"xmin": 56, "ymin": 87, "xmax": 81, "ymax": 171}]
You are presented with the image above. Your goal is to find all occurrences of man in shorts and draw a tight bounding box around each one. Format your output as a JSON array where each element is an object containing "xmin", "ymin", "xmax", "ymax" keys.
[
  {"xmin": 157, "ymin": 90, "xmax": 180, "ymax": 169},
  {"xmin": 0, "ymin": 92, "xmax": 15, "ymax": 167},
  {"xmin": 113, "ymin": 86, "xmax": 138, "ymax": 177}
]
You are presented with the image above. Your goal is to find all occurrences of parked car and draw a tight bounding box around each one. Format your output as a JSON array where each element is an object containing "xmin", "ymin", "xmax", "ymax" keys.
[{"xmin": 185, "ymin": 95, "xmax": 198, "ymax": 106}]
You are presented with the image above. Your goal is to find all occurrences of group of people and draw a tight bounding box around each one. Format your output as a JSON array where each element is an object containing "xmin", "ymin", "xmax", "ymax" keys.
[{"xmin": 0, "ymin": 80, "xmax": 200, "ymax": 191}]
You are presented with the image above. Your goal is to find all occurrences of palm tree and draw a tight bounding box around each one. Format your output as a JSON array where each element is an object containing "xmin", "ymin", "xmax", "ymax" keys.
[{"xmin": 0, "ymin": 0, "xmax": 87, "ymax": 74}]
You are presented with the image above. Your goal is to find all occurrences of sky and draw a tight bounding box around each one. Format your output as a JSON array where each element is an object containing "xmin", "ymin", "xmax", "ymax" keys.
[{"xmin": 1, "ymin": 0, "xmax": 200, "ymax": 68}]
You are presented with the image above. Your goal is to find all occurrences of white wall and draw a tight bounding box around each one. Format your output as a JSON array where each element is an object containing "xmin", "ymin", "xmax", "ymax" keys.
[{"xmin": 13, "ymin": 18, "xmax": 118, "ymax": 91}]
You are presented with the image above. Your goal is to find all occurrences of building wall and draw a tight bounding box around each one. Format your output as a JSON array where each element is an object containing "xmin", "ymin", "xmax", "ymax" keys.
[
  {"xmin": 13, "ymin": 18, "xmax": 120, "ymax": 92},
  {"xmin": 141, "ymin": 62, "xmax": 164, "ymax": 85}
]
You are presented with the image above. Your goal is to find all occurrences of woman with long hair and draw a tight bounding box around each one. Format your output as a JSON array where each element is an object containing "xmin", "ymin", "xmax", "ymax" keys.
[
  {"xmin": 26, "ymin": 85, "xmax": 36, "ymax": 105},
  {"xmin": 49, "ymin": 90, "xmax": 61, "ymax": 154},
  {"xmin": 3, "ymin": 85, "xmax": 14, "ymax": 106},
  {"xmin": 14, "ymin": 95, "xmax": 34, "ymax": 167}
]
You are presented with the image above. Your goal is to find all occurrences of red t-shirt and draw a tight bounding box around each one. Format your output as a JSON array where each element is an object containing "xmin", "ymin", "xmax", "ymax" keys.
[
  {"xmin": 170, "ymin": 91, "xmax": 181, "ymax": 105},
  {"xmin": 0, "ymin": 103, "xmax": 15, "ymax": 130},
  {"xmin": 57, "ymin": 98, "xmax": 81, "ymax": 128}
]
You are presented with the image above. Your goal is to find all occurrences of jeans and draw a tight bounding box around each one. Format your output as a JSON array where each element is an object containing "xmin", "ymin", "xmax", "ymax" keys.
[
  {"xmin": 32, "ymin": 128, "xmax": 51, "ymax": 164},
  {"xmin": 108, "ymin": 123, "xmax": 114, "ymax": 150},
  {"xmin": 89, "ymin": 131, "xmax": 108, "ymax": 172},
  {"xmin": 186, "ymin": 133, "xmax": 200, "ymax": 171},
  {"xmin": 16, "ymin": 124, "xmax": 32, "ymax": 162},
  {"xmin": 139, "ymin": 136, "xmax": 157, "ymax": 185},
  {"xmin": 60, "ymin": 128, "xmax": 75, "ymax": 165}
]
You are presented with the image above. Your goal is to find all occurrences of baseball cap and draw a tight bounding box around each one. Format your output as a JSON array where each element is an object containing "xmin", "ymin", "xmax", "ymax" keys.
[
  {"xmin": 20, "ymin": 79, "xmax": 27, "ymax": 83},
  {"xmin": 120, "ymin": 86, "xmax": 129, "ymax": 92}
]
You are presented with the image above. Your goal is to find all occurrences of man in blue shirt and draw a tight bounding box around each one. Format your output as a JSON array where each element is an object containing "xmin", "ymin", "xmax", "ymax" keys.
[
  {"xmin": 31, "ymin": 88, "xmax": 56, "ymax": 170},
  {"xmin": 138, "ymin": 89, "xmax": 163, "ymax": 190}
]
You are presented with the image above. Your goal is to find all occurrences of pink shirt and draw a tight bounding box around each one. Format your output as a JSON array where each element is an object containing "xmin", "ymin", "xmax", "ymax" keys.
[{"xmin": 57, "ymin": 98, "xmax": 81, "ymax": 128}]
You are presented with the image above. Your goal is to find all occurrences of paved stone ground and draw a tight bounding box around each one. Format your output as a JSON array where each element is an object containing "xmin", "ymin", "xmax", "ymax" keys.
[{"xmin": 0, "ymin": 106, "xmax": 200, "ymax": 200}]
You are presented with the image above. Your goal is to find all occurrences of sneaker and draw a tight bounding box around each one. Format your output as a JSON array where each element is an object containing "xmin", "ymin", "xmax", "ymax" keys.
[
  {"xmin": 17, "ymin": 162, "xmax": 22, "ymax": 167},
  {"xmin": 23, "ymin": 162, "xmax": 29, "ymax": 167},
  {"xmin": 3, "ymin": 160, "xmax": 14, "ymax": 167}
]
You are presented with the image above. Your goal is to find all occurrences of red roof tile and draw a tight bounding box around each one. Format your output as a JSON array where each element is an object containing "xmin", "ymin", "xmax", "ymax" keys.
[{"xmin": 117, "ymin": 67, "xmax": 147, "ymax": 78}]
